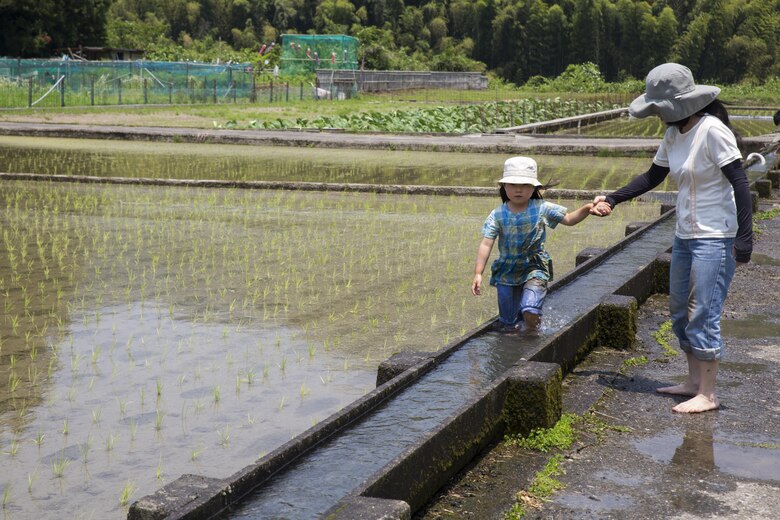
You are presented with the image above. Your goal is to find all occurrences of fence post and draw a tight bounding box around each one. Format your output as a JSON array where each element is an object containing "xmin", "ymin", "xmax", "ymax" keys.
[
  {"xmin": 300, "ymin": 81, "xmax": 303, "ymax": 100},
  {"xmin": 90, "ymin": 75, "xmax": 95, "ymax": 106},
  {"xmin": 213, "ymin": 79, "xmax": 217, "ymax": 104},
  {"xmin": 28, "ymin": 77, "xmax": 33, "ymax": 107},
  {"xmin": 232, "ymin": 80, "xmax": 236, "ymax": 103},
  {"xmin": 60, "ymin": 76, "xmax": 65, "ymax": 107},
  {"xmin": 251, "ymin": 75, "xmax": 256, "ymax": 103},
  {"xmin": 168, "ymin": 82, "xmax": 172, "ymax": 104},
  {"xmin": 285, "ymin": 82, "xmax": 289, "ymax": 102},
  {"xmin": 144, "ymin": 78, "xmax": 148, "ymax": 104},
  {"xmin": 269, "ymin": 79, "xmax": 273, "ymax": 103}
]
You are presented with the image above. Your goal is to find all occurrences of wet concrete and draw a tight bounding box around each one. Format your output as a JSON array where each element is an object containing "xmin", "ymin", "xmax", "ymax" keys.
[{"xmin": 416, "ymin": 190, "xmax": 780, "ymax": 520}]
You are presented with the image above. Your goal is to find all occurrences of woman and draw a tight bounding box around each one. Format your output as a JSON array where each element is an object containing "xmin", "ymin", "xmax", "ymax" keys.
[{"xmin": 592, "ymin": 63, "xmax": 753, "ymax": 413}]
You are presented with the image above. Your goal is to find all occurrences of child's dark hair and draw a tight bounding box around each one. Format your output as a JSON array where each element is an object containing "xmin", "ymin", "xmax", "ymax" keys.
[{"xmin": 499, "ymin": 184, "xmax": 543, "ymax": 203}]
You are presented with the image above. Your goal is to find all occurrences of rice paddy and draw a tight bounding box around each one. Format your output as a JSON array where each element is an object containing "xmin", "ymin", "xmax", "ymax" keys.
[
  {"xmin": 0, "ymin": 136, "xmax": 664, "ymax": 191},
  {"xmin": 0, "ymin": 140, "xmax": 661, "ymax": 518},
  {"xmin": 554, "ymin": 112, "xmax": 777, "ymax": 138}
]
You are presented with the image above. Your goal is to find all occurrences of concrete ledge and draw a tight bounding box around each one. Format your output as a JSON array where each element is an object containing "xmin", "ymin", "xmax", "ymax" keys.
[
  {"xmin": 597, "ymin": 295, "xmax": 638, "ymax": 350},
  {"xmin": 377, "ymin": 352, "xmax": 436, "ymax": 386},
  {"xmin": 127, "ymin": 475, "xmax": 224, "ymax": 520},
  {"xmin": 625, "ymin": 221, "xmax": 651, "ymax": 236},
  {"xmin": 496, "ymin": 108, "xmax": 628, "ymax": 134},
  {"xmin": 348, "ymin": 374, "xmax": 510, "ymax": 513},
  {"xmin": 503, "ymin": 362, "xmax": 562, "ymax": 436},
  {"xmin": 575, "ymin": 247, "xmax": 606, "ymax": 267},
  {"xmin": 768, "ymin": 170, "xmax": 779, "ymax": 189},
  {"xmin": 653, "ymin": 253, "xmax": 672, "ymax": 295},
  {"xmin": 324, "ymin": 496, "xmax": 410, "ymax": 520},
  {"xmin": 756, "ymin": 179, "xmax": 772, "ymax": 198}
]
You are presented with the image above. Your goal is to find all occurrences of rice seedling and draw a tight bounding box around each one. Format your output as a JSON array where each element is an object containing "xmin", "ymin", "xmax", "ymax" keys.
[
  {"xmin": 118, "ymin": 481, "xmax": 136, "ymax": 508},
  {"xmin": 51, "ymin": 456, "xmax": 71, "ymax": 478},
  {"xmin": 2, "ymin": 483, "xmax": 10, "ymax": 509},
  {"xmin": 217, "ymin": 425, "xmax": 230, "ymax": 448}
]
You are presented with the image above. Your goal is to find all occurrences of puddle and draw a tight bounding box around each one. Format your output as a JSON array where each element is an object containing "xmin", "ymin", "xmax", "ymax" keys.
[
  {"xmin": 719, "ymin": 361, "xmax": 768, "ymax": 375},
  {"xmin": 554, "ymin": 492, "xmax": 634, "ymax": 511},
  {"xmin": 750, "ymin": 253, "xmax": 780, "ymax": 266},
  {"xmin": 635, "ymin": 430, "xmax": 780, "ymax": 481},
  {"xmin": 721, "ymin": 315, "xmax": 780, "ymax": 339}
]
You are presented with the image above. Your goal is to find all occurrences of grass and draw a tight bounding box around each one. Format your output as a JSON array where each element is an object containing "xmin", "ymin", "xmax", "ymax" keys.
[
  {"xmin": 652, "ymin": 320, "xmax": 679, "ymax": 357},
  {"xmin": 505, "ymin": 413, "xmax": 579, "ymax": 452}
]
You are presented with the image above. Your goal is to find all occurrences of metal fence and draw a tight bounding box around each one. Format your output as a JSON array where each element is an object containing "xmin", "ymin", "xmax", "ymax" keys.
[
  {"xmin": 0, "ymin": 58, "xmax": 639, "ymax": 109},
  {"xmin": 0, "ymin": 58, "xmax": 318, "ymax": 108}
]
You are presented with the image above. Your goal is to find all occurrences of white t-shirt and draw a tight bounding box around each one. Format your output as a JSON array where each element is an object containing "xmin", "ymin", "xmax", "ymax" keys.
[{"xmin": 654, "ymin": 115, "xmax": 742, "ymax": 239}]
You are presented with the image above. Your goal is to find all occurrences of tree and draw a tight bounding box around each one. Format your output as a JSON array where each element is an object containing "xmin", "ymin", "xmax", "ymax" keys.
[{"xmin": 314, "ymin": 0, "xmax": 360, "ymax": 34}]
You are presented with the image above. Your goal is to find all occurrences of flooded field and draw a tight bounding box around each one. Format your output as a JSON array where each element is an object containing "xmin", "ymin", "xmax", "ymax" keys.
[
  {"xmin": 554, "ymin": 114, "xmax": 776, "ymax": 138},
  {"xmin": 0, "ymin": 136, "xmax": 663, "ymax": 191},
  {"xmin": 0, "ymin": 140, "xmax": 662, "ymax": 518}
]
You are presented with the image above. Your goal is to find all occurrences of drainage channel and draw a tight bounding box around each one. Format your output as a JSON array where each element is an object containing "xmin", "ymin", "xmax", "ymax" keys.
[{"xmin": 212, "ymin": 215, "xmax": 675, "ymax": 519}]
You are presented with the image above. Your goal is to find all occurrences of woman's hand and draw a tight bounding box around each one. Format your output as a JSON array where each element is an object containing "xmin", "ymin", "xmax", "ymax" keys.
[{"xmin": 590, "ymin": 195, "xmax": 612, "ymax": 217}]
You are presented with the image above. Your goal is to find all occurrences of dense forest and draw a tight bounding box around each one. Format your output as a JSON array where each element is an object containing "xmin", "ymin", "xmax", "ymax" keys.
[{"xmin": 2, "ymin": 0, "xmax": 779, "ymax": 85}]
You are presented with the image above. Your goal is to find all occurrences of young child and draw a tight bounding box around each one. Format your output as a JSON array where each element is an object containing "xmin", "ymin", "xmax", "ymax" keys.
[{"xmin": 471, "ymin": 156, "xmax": 594, "ymax": 333}]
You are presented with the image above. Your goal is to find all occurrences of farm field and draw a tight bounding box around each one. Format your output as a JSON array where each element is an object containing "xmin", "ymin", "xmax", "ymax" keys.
[
  {"xmin": 555, "ymin": 111, "xmax": 777, "ymax": 138},
  {"xmin": 0, "ymin": 136, "xmax": 665, "ymax": 191}
]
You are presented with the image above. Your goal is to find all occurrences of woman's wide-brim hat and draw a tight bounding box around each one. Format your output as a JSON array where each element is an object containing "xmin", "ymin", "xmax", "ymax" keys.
[
  {"xmin": 629, "ymin": 63, "xmax": 720, "ymax": 123},
  {"xmin": 498, "ymin": 156, "xmax": 542, "ymax": 186}
]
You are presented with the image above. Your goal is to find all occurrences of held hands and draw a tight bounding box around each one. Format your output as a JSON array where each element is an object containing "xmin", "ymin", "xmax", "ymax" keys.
[
  {"xmin": 590, "ymin": 195, "xmax": 613, "ymax": 217},
  {"xmin": 471, "ymin": 274, "xmax": 483, "ymax": 296}
]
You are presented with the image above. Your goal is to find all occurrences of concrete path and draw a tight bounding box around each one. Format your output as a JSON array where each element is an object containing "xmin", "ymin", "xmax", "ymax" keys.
[{"xmin": 417, "ymin": 189, "xmax": 780, "ymax": 519}]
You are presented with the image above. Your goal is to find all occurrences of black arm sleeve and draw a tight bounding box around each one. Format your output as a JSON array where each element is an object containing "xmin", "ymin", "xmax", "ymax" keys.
[
  {"xmin": 604, "ymin": 162, "xmax": 670, "ymax": 209},
  {"xmin": 721, "ymin": 159, "xmax": 753, "ymax": 263}
]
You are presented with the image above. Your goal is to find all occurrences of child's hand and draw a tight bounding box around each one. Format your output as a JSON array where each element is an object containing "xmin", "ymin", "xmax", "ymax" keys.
[
  {"xmin": 471, "ymin": 274, "xmax": 483, "ymax": 296},
  {"xmin": 590, "ymin": 196, "xmax": 612, "ymax": 217}
]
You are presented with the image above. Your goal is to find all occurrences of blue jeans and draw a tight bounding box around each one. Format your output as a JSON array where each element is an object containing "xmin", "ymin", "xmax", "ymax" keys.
[
  {"xmin": 669, "ymin": 237, "xmax": 736, "ymax": 361},
  {"xmin": 496, "ymin": 278, "xmax": 547, "ymax": 327}
]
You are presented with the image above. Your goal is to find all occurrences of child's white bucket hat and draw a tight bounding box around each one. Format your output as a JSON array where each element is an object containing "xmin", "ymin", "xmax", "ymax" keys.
[
  {"xmin": 498, "ymin": 156, "xmax": 541, "ymax": 186},
  {"xmin": 629, "ymin": 63, "xmax": 720, "ymax": 123}
]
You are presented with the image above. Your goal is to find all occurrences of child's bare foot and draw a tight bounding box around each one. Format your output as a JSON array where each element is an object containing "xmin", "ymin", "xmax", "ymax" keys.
[
  {"xmin": 672, "ymin": 394, "xmax": 720, "ymax": 413},
  {"xmin": 656, "ymin": 383, "xmax": 698, "ymax": 396}
]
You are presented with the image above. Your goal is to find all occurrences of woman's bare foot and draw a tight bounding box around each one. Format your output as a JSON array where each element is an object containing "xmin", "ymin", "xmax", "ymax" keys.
[
  {"xmin": 672, "ymin": 394, "xmax": 720, "ymax": 413},
  {"xmin": 656, "ymin": 383, "xmax": 698, "ymax": 396}
]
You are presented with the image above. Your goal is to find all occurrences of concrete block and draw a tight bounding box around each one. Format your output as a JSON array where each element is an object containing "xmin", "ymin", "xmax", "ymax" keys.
[
  {"xmin": 575, "ymin": 247, "xmax": 606, "ymax": 267},
  {"xmin": 503, "ymin": 361, "xmax": 562, "ymax": 436},
  {"xmin": 325, "ymin": 496, "xmax": 411, "ymax": 520},
  {"xmin": 625, "ymin": 221, "xmax": 650, "ymax": 236},
  {"xmin": 755, "ymin": 179, "xmax": 772, "ymax": 198},
  {"xmin": 128, "ymin": 474, "xmax": 224, "ymax": 520},
  {"xmin": 654, "ymin": 252, "xmax": 672, "ymax": 295},
  {"xmin": 597, "ymin": 294, "xmax": 638, "ymax": 350},
  {"xmin": 768, "ymin": 170, "xmax": 779, "ymax": 189},
  {"xmin": 660, "ymin": 204, "xmax": 675, "ymax": 215},
  {"xmin": 751, "ymin": 190, "xmax": 758, "ymax": 212},
  {"xmin": 377, "ymin": 352, "xmax": 432, "ymax": 386}
]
